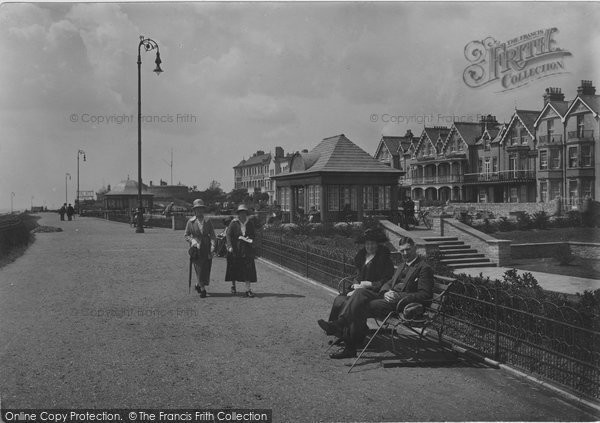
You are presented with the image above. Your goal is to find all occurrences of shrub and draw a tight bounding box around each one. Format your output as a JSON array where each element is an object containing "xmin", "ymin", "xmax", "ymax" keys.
[
  {"xmin": 565, "ymin": 210, "xmax": 582, "ymax": 227},
  {"xmin": 531, "ymin": 211, "xmax": 550, "ymax": 229},
  {"xmin": 497, "ymin": 217, "xmax": 515, "ymax": 232},
  {"xmin": 516, "ymin": 212, "xmax": 533, "ymax": 230},
  {"xmin": 554, "ymin": 243, "xmax": 576, "ymax": 265},
  {"xmin": 281, "ymin": 223, "xmax": 299, "ymax": 233},
  {"xmin": 481, "ymin": 218, "xmax": 497, "ymax": 233}
]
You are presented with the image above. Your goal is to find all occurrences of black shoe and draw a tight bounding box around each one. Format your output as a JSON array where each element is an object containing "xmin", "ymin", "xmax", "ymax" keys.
[
  {"xmin": 329, "ymin": 348, "xmax": 356, "ymax": 359},
  {"xmin": 199, "ymin": 290, "xmax": 207, "ymax": 298},
  {"xmin": 231, "ymin": 286, "xmax": 237, "ymax": 294},
  {"xmin": 318, "ymin": 319, "xmax": 340, "ymax": 336},
  {"xmin": 245, "ymin": 290, "xmax": 255, "ymax": 298}
]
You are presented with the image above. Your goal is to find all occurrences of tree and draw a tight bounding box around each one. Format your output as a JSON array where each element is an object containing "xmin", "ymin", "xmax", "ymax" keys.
[
  {"xmin": 227, "ymin": 188, "xmax": 250, "ymax": 205},
  {"xmin": 203, "ymin": 180, "xmax": 225, "ymax": 205}
]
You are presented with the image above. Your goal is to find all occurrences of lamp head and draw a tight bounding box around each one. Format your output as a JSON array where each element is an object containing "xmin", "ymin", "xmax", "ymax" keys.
[{"xmin": 154, "ymin": 51, "xmax": 163, "ymax": 75}]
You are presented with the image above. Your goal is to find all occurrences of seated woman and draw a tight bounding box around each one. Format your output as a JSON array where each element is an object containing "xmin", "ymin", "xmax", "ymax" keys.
[{"xmin": 327, "ymin": 228, "xmax": 395, "ymax": 322}]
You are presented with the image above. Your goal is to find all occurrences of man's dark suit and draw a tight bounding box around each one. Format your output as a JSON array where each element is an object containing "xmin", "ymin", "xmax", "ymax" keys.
[{"xmin": 336, "ymin": 255, "xmax": 434, "ymax": 349}]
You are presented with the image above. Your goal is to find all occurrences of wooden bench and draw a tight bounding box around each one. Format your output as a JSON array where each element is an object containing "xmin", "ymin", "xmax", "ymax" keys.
[{"xmin": 348, "ymin": 274, "xmax": 456, "ymax": 372}]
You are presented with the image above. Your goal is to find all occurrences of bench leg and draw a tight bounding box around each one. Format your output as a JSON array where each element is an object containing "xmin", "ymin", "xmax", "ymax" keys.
[{"xmin": 348, "ymin": 312, "xmax": 394, "ymax": 373}]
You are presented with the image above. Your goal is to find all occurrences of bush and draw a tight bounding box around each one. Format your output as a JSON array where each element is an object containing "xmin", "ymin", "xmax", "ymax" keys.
[
  {"xmin": 554, "ymin": 243, "xmax": 576, "ymax": 265},
  {"xmin": 565, "ymin": 210, "xmax": 582, "ymax": 227},
  {"xmin": 531, "ymin": 211, "xmax": 550, "ymax": 229},
  {"xmin": 497, "ymin": 216, "xmax": 515, "ymax": 232},
  {"xmin": 516, "ymin": 212, "xmax": 533, "ymax": 230}
]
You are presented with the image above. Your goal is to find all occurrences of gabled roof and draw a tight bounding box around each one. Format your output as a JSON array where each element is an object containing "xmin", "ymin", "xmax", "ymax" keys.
[
  {"xmin": 452, "ymin": 122, "xmax": 483, "ymax": 146},
  {"xmin": 499, "ymin": 109, "xmax": 539, "ymax": 144},
  {"xmin": 491, "ymin": 123, "xmax": 507, "ymax": 144},
  {"xmin": 280, "ymin": 134, "xmax": 402, "ymax": 176},
  {"xmin": 476, "ymin": 127, "xmax": 500, "ymax": 145},
  {"xmin": 375, "ymin": 136, "xmax": 403, "ymax": 158},
  {"xmin": 565, "ymin": 95, "xmax": 600, "ymax": 117},
  {"xmin": 416, "ymin": 127, "xmax": 449, "ymax": 153},
  {"xmin": 534, "ymin": 101, "xmax": 570, "ymax": 127}
]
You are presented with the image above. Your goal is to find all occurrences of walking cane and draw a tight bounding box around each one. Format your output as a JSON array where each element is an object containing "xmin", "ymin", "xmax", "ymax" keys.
[{"xmin": 188, "ymin": 257, "xmax": 192, "ymax": 294}]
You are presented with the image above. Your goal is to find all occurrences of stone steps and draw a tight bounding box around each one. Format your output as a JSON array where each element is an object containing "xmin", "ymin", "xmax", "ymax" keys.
[{"xmin": 424, "ymin": 236, "xmax": 496, "ymax": 270}]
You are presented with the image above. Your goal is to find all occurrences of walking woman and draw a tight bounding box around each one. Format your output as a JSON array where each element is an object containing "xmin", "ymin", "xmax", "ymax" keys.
[
  {"xmin": 225, "ymin": 204, "xmax": 257, "ymax": 297},
  {"xmin": 184, "ymin": 199, "xmax": 216, "ymax": 298}
]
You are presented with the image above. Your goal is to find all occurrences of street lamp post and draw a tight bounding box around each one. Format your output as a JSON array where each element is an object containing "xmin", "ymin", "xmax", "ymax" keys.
[
  {"xmin": 65, "ymin": 173, "xmax": 71, "ymax": 204},
  {"xmin": 10, "ymin": 192, "xmax": 15, "ymax": 214},
  {"xmin": 136, "ymin": 35, "xmax": 163, "ymax": 233},
  {"xmin": 77, "ymin": 149, "xmax": 86, "ymax": 214}
]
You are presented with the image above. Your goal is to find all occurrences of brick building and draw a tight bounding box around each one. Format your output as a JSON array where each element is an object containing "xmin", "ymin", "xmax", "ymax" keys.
[
  {"xmin": 233, "ymin": 147, "xmax": 293, "ymax": 204},
  {"xmin": 374, "ymin": 80, "xmax": 598, "ymax": 205}
]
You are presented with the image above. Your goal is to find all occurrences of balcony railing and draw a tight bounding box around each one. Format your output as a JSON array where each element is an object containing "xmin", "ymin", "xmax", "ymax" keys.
[
  {"xmin": 538, "ymin": 134, "xmax": 563, "ymax": 144},
  {"xmin": 510, "ymin": 136, "xmax": 531, "ymax": 146},
  {"xmin": 568, "ymin": 129, "xmax": 594, "ymax": 141},
  {"xmin": 409, "ymin": 175, "xmax": 464, "ymax": 185},
  {"xmin": 463, "ymin": 170, "xmax": 536, "ymax": 183}
]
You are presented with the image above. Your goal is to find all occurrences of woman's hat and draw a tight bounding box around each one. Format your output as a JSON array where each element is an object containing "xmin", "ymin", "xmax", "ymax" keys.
[
  {"xmin": 236, "ymin": 204, "xmax": 249, "ymax": 213},
  {"xmin": 192, "ymin": 199, "xmax": 206, "ymax": 209},
  {"xmin": 356, "ymin": 228, "xmax": 388, "ymax": 244}
]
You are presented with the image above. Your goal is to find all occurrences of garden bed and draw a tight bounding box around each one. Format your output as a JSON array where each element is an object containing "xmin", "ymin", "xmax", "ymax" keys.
[
  {"xmin": 509, "ymin": 257, "xmax": 600, "ymax": 280},
  {"xmin": 499, "ymin": 227, "xmax": 600, "ymax": 243}
]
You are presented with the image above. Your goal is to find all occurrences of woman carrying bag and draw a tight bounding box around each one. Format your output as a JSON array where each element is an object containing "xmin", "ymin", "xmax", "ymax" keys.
[
  {"xmin": 184, "ymin": 199, "xmax": 216, "ymax": 298},
  {"xmin": 225, "ymin": 204, "xmax": 258, "ymax": 297}
]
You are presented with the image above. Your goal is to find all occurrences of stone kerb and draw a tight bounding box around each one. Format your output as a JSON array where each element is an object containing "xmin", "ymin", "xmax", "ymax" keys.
[{"xmin": 441, "ymin": 218, "xmax": 511, "ymax": 266}]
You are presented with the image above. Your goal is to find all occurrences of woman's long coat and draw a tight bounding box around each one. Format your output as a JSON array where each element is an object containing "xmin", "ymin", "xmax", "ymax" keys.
[
  {"xmin": 225, "ymin": 218, "xmax": 257, "ymax": 282},
  {"xmin": 184, "ymin": 216, "xmax": 216, "ymax": 284}
]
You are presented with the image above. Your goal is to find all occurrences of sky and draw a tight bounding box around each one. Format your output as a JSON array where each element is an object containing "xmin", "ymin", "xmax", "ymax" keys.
[{"xmin": 1, "ymin": 1, "xmax": 599, "ymax": 211}]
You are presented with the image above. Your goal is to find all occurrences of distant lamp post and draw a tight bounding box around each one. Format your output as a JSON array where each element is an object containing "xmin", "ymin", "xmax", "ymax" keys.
[
  {"xmin": 31, "ymin": 196, "xmax": 34, "ymax": 211},
  {"xmin": 77, "ymin": 149, "xmax": 86, "ymax": 214},
  {"xmin": 65, "ymin": 173, "xmax": 71, "ymax": 204},
  {"xmin": 136, "ymin": 35, "xmax": 164, "ymax": 233},
  {"xmin": 10, "ymin": 192, "xmax": 15, "ymax": 214}
]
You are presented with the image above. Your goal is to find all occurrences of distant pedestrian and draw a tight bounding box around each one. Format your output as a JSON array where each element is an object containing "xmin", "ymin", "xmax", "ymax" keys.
[
  {"xmin": 184, "ymin": 199, "xmax": 216, "ymax": 298},
  {"xmin": 225, "ymin": 204, "xmax": 257, "ymax": 297},
  {"xmin": 59, "ymin": 203, "xmax": 66, "ymax": 221},
  {"xmin": 66, "ymin": 204, "xmax": 75, "ymax": 221}
]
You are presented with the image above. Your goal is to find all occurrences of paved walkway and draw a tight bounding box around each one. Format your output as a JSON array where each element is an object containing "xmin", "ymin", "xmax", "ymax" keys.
[
  {"xmin": 458, "ymin": 266, "xmax": 600, "ymax": 295},
  {"xmin": 0, "ymin": 214, "xmax": 597, "ymax": 421}
]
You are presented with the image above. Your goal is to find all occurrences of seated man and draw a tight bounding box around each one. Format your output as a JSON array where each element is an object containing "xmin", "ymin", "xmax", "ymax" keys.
[{"xmin": 318, "ymin": 237, "xmax": 433, "ymax": 359}]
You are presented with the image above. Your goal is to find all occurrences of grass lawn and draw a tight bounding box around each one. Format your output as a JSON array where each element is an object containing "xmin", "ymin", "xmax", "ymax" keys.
[
  {"xmin": 497, "ymin": 227, "xmax": 600, "ymax": 243},
  {"xmin": 510, "ymin": 257, "xmax": 600, "ymax": 280}
]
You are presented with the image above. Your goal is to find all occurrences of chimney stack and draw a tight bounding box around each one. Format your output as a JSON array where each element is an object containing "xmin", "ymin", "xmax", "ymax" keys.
[
  {"xmin": 275, "ymin": 146, "xmax": 284, "ymax": 158},
  {"xmin": 577, "ymin": 80, "xmax": 596, "ymax": 96},
  {"xmin": 543, "ymin": 87, "xmax": 565, "ymax": 104}
]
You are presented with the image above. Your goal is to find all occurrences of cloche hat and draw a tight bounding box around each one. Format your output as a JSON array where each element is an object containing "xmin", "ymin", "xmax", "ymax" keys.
[{"xmin": 192, "ymin": 199, "xmax": 206, "ymax": 209}]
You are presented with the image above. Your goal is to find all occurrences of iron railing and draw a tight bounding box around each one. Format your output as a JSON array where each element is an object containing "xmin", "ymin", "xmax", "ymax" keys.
[
  {"xmin": 463, "ymin": 170, "xmax": 536, "ymax": 183},
  {"xmin": 442, "ymin": 279, "xmax": 600, "ymax": 401},
  {"xmin": 568, "ymin": 130, "xmax": 594, "ymax": 141},
  {"xmin": 257, "ymin": 230, "xmax": 354, "ymax": 288},
  {"xmin": 256, "ymin": 231, "xmax": 600, "ymax": 400},
  {"xmin": 538, "ymin": 134, "xmax": 563, "ymax": 145}
]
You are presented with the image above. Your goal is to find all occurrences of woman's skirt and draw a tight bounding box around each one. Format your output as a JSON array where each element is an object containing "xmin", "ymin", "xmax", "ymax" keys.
[
  {"xmin": 225, "ymin": 255, "xmax": 257, "ymax": 282},
  {"xmin": 193, "ymin": 259, "xmax": 213, "ymax": 285}
]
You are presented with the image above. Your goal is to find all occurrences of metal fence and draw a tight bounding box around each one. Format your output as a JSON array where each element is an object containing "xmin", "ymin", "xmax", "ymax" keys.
[
  {"xmin": 257, "ymin": 230, "xmax": 354, "ymax": 289},
  {"xmin": 256, "ymin": 230, "xmax": 600, "ymax": 401}
]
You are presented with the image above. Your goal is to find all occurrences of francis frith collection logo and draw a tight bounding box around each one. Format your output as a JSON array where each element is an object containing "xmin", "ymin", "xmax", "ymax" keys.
[{"xmin": 463, "ymin": 28, "xmax": 572, "ymax": 92}]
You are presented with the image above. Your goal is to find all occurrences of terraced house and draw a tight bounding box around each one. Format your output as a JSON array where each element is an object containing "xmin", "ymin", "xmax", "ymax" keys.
[
  {"xmin": 375, "ymin": 80, "xmax": 598, "ymax": 205},
  {"xmin": 373, "ymin": 130, "xmax": 418, "ymax": 199}
]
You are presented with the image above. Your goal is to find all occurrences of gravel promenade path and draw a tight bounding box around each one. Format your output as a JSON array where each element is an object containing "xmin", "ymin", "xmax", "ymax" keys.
[{"xmin": 0, "ymin": 213, "xmax": 597, "ymax": 422}]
